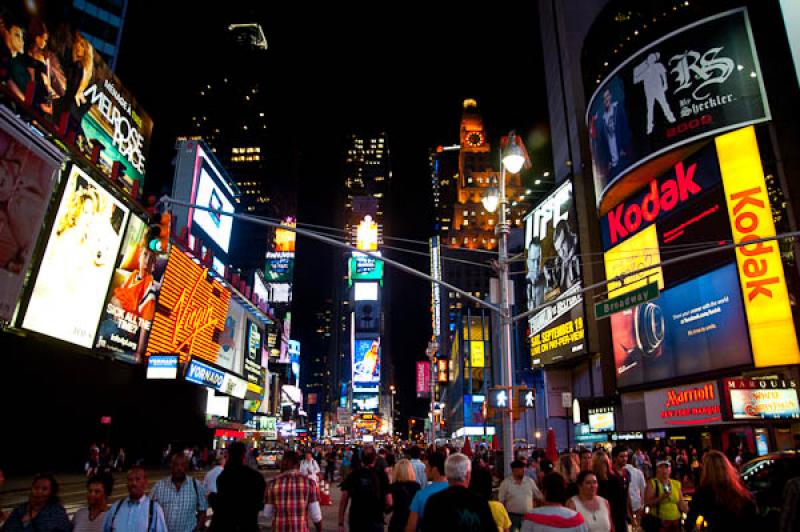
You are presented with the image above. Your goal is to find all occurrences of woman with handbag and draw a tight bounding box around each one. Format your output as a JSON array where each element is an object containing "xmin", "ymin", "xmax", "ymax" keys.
[{"xmin": 643, "ymin": 461, "xmax": 686, "ymax": 532}]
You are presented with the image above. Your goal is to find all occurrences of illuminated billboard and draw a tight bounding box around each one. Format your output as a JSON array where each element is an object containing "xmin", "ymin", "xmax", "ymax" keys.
[
  {"xmin": 216, "ymin": 300, "xmax": 245, "ymax": 373},
  {"xmin": 644, "ymin": 381, "xmax": 723, "ymax": 429},
  {"xmin": 145, "ymin": 248, "xmax": 231, "ymax": 364},
  {"xmin": 612, "ymin": 263, "xmax": 751, "ymax": 388},
  {"xmin": 356, "ymin": 215, "xmax": 379, "ymax": 251},
  {"xmin": 353, "ymin": 392, "xmax": 380, "ymax": 413},
  {"xmin": 525, "ymin": 181, "xmax": 585, "ymax": 365},
  {"xmin": 353, "ymin": 338, "xmax": 381, "ymax": 388},
  {"xmin": 265, "ymin": 252, "xmax": 294, "ymax": 282},
  {"xmin": 586, "ymin": 8, "xmax": 770, "ymax": 213},
  {"xmin": 416, "ymin": 361, "xmax": 431, "ymax": 398},
  {"xmin": 274, "ymin": 222, "xmax": 296, "ymax": 252},
  {"xmin": 349, "ymin": 252, "xmax": 384, "ymax": 283},
  {"xmin": 588, "ymin": 407, "xmax": 616, "ymax": 433},
  {"xmin": 716, "ymin": 127, "xmax": 800, "ymax": 367},
  {"xmin": 0, "ymin": 2, "xmax": 152, "ymax": 196},
  {"xmin": 354, "ymin": 301, "xmax": 380, "ymax": 333},
  {"xmin": 23, "ymin": 165, "xmax": 129, "ymax": 347},
  {"xmin": 244, "ymin": 321, "xmax": 263, "ymax": 386},
  {"xmin": 95, "ymin": 215, "xmax": 166, "ymax": 362},
  {"xmin": 0, "ymin": 114, "xmax": 62, "ymax": 321},
  {"xmin": 724, "ymin": 378, "xmax": 800, "ymax": 420},
  {"xmin": 354, "ymin": 282, "xmax": 379, "ymax": 301},
  {"xmin": 192, "ymin": 164, "xmax": 235, "ymax": 254}
]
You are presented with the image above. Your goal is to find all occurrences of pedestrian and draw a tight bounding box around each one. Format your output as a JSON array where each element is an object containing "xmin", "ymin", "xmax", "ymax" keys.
[
  {"xmin": 579, "ymin": 449, "xmax": 593, "ymax": 473},
  {"xmin": 115, "ymin": 448, "xmax": 126, "ymax": 472},
  {"xmin": 685, "ymin": 450, "xmax": 756, "ymax": 531},
  {"xmin": 408, "ymin": 446, "xmax": 428, "ymax": 488},
  {"xmin": 689, "ymin": 448, "xmax": 701, "ymax": 489},
  {"xmin": 566, "ymin": 471, "xmax": 611, "ymax": 532},
  {"xmin": 420, "ymin": 453, "xmax": 496, "ymax": 532},
  {"xmin": 780, "ymin": 477, "xmax": 800, "ymax": 532},
  {"xmin": 264, "ymin": 451, "xmax": 322, "ymax": 532},
  {"xmin": 0, "ymin": 467, "xmax": 6, "ymax": 524},
  {"xmin": 325, "ymin": 448, "xmax": 337, "ymax": 483},
  {"xmin": 470, "ymin": 465, "xmax": 512, "ymax": 532},
  {"xmin": 521, "ymin": 472, "xmax": 587, "ymax": 532},
  {"xmin": 555, "ymin": 454, "xmax": 580, "ymax": 499},
  {"xmin": 624, "ymin": 453, "xmax": 646, "ymax": 529},
  {"xmin": 593, "ymin": 450, "xmax": 629, "ymax": 532},
  {"xmin": 150, "ymin": 453, "xmax": 208, "ymax": 532},
  {"xmin": 202, "ymin": 449, "xmax": 226, "ymax": 508},
  {"xmin": 2, "ymin": 473, "xmax": 71, "ymax": 532},
  {"xmin": 499, "ymin": 460, "xmax": 543, "ymax": 531},
  {"xmin": 642, "ymin": 460, "xmax": 687, "ymax": 532},
  {"xmin": 526, "ymin": 452, "xmax": 542, "ymax": 481},
  {"xmin": 209, "ymin": 441, "xmax": 266, "ymax": 532},
  {"xmin": 405, "ymin": 451, "xmax": 448, "ymax": 532},
  {"xmin": 388, "ymin": 459, "xmax": 421, "ymax": 532},
  {"xmin": 300, "ymin": 449, "xmax": 321, "ymax": 483},
  {"xmin": 385, "ymin": 450, "xmax": 397, "ymax": 484},
  {"xmin": 341, "ymin": 447, "xmax": 352, "ymax": 481},
  {"xmin": 339, "ymin": 446, "xmax": 392, "ymax": 532},
  {"xmin": 72, "ymin": 474, "xmax": 113, "ymax": 532},
  {"xmin": 103, "ymin": 466, "xmax": 167, "ymax": 532}
]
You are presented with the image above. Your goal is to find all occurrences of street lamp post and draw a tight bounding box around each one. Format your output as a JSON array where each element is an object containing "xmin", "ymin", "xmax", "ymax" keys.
[
  {"xmin": 483, "ymin": 132, "xmax": 527, "ymax": 476},
  {"xmin": 389, "ymin": 385, "xmax": 396, "ymax": 437}
]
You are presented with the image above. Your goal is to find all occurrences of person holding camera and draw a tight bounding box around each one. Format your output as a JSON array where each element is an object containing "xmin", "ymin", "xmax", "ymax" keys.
[{"xmin": 642, "ymin": 460, "xmax": 686, "ymax": 532}]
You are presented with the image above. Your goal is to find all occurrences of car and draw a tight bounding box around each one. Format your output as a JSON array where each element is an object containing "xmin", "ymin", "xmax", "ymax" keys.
[
  {"xmin": 256, "ymin": 450, "xmax": 282, "ymax": 470},
  {"xmin": 740, "ymin": 450, "xmax": 800, "ymax": 528}
]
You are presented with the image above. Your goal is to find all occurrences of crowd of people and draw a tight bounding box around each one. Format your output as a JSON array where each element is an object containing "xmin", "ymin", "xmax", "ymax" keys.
[{"xmin": 0, "ymin": 439, "xmax": 794, "ymax": 532}]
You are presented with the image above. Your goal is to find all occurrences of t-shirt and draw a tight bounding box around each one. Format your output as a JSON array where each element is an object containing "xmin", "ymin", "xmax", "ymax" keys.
[
  {"xmin": 409, "ymin": 481, "xmax": 449, "ymax": 526},
  {"xmin": 341, "ymin": 465, "xmax": 390, "ymax": 529},
  {"xmin": 489, "ymin": 500, "xmax": 512, "ymax": 532},
  {"xmin": 421, "ymin": 485, "xmax": 497, "ymax": 532},
  {"xmin": 71, "ymin": 508, "xmax": 107, "ymax": 532},
  {"xmin": 521, "ymin": 506, "xmax": 587, "ymax": 532}
]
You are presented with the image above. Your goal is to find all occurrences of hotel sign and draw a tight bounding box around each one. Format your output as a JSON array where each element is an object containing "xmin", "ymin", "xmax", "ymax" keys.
[{"xmin": 644, "ymin": 381, "xmax": 724, "ymax": 429}]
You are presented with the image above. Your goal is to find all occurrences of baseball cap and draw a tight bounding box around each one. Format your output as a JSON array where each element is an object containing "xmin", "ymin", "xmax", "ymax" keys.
[{"xmin": 656, "ymin": 459, "xmax": 671, "ymax": 467}]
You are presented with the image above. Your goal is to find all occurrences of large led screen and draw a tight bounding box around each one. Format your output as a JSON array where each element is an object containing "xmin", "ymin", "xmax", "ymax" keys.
[
  {"xmin": 353, "ymin": 338, "xmax": 381, "ymax": 387},
  {"xmin": 245, "ymin": 320, "xmax": 264, "ymax": 386},
  {"xmin": 354, "ymin": 300, "xmax": 380, "ymax": 333},
  {"xmin": 586, "ymin": 8, "xmax": 769, "ymax": 213},
  {"xmin": 612, "ymin": 263, "xmax": 751, "ymax": 388},
  {"xmin": 350, "ymin": 252, "xmax": 384, "ymax": 283},
  {"xmin": 192, "ymin": 162, "xmax": 235, "ymax": 254},
  {"xmin": 217, "ymin": 300, "xmax": 245, "ymax": 373},
  {"xmin": 145, "ymin": 248, "xmax": 231, "ymax": 364},
  {"xmin": 0, "ymin": 2, "xmax": 152, "ymax": 195},
  {"xmin": 95, "ymin": 215, "xmax": 166, "ymax": 362},
  {"xmin": 23, "ymin": 166, "xmax": 129, "ymax": 347},
  {"xmin": 353, "ymin": 392, "xmax": 380, "ymax": 413},
  {"xmin": 265, "ymin": 252, "xmax": 294, "ymax": 282},
  {"xmin": 0, "ymin": 116, "xmax": 61, "ymax": 321},
  {"xmin": 525, "ymin": 181, "xmax": 585, "ymax": 365}
]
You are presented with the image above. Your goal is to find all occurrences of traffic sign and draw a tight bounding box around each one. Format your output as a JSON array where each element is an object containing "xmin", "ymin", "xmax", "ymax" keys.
[
  {"xmin": 594, "ymin": 281, "xmax": 660, "ymax": 319},
  {"xmin": 518, "ymin": 388, "xmax": 535, "ymax": 409},
  {"xmin": 488, "ymin": 387, "xmax": 511, "ymax": 409}
]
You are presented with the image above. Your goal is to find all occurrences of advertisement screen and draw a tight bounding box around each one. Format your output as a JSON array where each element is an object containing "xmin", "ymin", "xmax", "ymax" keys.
[
  {"xmin": 217, "ymin": 300, "xmax": 245, "ymax": 373},
  {"xmin": 288, "ymin": 339, "xmax": 300, "ymax": 383},
  {"xmin": 353, "ymin": 338, "xmax": 381, "ymax": 387},
  {"xmin": 354, "ymin": 282, "xmax": 379, "ymax": 301},
  {"xmin": 145, "ymin": 248, "xmax": 231, "ymax": 364},
  {"xmin": 354, "ymin": 301, "xmax": 380, "ymax": 333},
  {"xmin": 146, "ymin": 355, "xmax": 178, "ymax": 379},
  {"xmin": 265, "ymin": 252, "xmax": 294, "ymax": 283},
  {"xmin": 587, "ymin": 8, "xmax": 769, "ymax": 212},
  {"xmin": 266, "ymin": 282, "xmax": 292, "ymax": 304},
  {"xmin": 23, "ymin": 165, "xmax": 129, "ymax": 347},
  {"xmin": 612, "ymin": 263, "xmax": 751, "ymax": 388},
  {"xmin": 644, "ymin": 381, "xmax": 723, "ymax": 429},
  {"xmin": 244, "ymin": 321, "xmax": 263, "ymax": 386},
  {"xmin": 463, "ymin": 394, "xmax": 487, "ymax": 427},
  {"xmin": 725, "ymin": 378, "xmax": 800, "ymax": 420},
  {"xmin": 353, "ymin": 392, "xmax": 380, "ymax": 413},
  {"xmin": 95, "ymin": 215, "xmax": 165, "ymax": 362},
  {"xmin": 274, "ymin": 224, "xmax": 296, "ymax": 252},
  {"xmin": 0, "ymin": 2, "xmax": 152, "ymax": 195},
  {"xmin": 416, "ymin": 361, "xmax": 431, "ymax": 398},
  {"xmin": 525, "ymin": 181, "xmax": 585, "ymax": 365},
  {"xmin": 192, "ymin": 162, "xmax": 235, "ymax": 254},
  {"xmin": 350, "ymin": 252, "xmax": 384, "ymax": 282},
  {"xmin": 0, "ymin": 116, "xmax": 61, "ymax": 321},
  {"xmin": 588, "ymin": 407, "xmax": 616, "ymax": 433}
]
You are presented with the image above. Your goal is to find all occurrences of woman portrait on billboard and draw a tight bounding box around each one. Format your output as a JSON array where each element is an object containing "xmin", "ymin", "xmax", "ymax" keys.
[{"xmin": 53, "ymin": 29, "xmax": 93, "ymax": 148}]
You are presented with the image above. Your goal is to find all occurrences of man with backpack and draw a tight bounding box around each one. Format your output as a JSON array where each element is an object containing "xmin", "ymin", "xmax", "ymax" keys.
[
  {"xmin": 150, "ymin": 453, "xmax": 208, "ymax": 532},
  {"xmin": 103, "ymin": 466, "xmax": 167, "ymax": 532},
  {"xmin": 338, "ymin": 446, "xmax": 392, "ymax": 532}
]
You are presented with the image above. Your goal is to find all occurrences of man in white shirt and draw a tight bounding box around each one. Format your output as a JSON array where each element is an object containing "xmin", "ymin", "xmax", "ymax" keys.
[
  {"xmin": 299, "ymin": 449, "xmax": 321, "ymax": 483},
  {"xmin": 408, "ymin": 446, "xmax": 427, "ymax": 488},
  {"xmin": 203, "ymin": 450, "xmax": 226, "ymax": 504},
  {"xmin": 499, "ymin": 460, "xmax": 543, "ymax": 532},
  {"xmin": 625, "ymin": 461, "xmax": 646, "ymax": 529},
  {"xmin": 103, "ymin": 467, "xmax": 167, "ymax": 532}
]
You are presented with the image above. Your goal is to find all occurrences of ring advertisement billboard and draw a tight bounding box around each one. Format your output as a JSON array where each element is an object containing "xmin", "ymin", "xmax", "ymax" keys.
[
  {"xmin": 95, "ymin": 214, "xmax": 166, "ymax": 362},
  {"xmin": 0, "ymin": 112, "xmax": 62, "ymax": 321},
  {"xmin": 0, "ymin": 2, "xmax": 153, "ymax": 196},
  {"xmin": 586, "ymin": 8, "xmax": 770, "ymax": 214},
  {"xmin": 22, "ymin": 165, "xmax": 129, "ymax": 347},
  {"xmin": 145, "ymin": 248, "xmax": 231, "ymax": 364},
  {"xmin": 524, "ymin": 180, "xmax": 585, "ymax": 366}
]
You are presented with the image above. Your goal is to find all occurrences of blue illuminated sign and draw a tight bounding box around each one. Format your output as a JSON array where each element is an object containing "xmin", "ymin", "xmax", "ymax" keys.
[{"xmin": 185, "ymin": 359, "xmax": 225, "ymax": 389}]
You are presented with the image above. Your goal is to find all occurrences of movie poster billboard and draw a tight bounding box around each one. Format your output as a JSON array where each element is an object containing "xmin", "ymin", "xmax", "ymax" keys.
[
  {"xmin": 22, "ymin": 165, "xmax": 128, "ymax": 347},
  {"xmin": 0, "ymin": 111, "xmax": 62, "ymax": 321},
  {"xmin": 353, "ymin": 338, "xmax": 381, "ymax": 388},
  {"xmin": 145, "ymin": 248, "xmax": 231, "ymax": 364},
  {"xmin": 586, "ymin": 8, "xmax": 769, "ymax": 212},
  {"xmin": 244, "ymin": 320, "xmax": 263, "ymax": 386},
  {"xmin": 0, "ymin": 2, "xmax": 153, "ymax": 196},
  {"xmin": 524, "ymin": 181, "xmax": 585, "ymax": 366},
  {"xmin": 95, "ymin": 214, "xmax": 167, "ymax": 363}
]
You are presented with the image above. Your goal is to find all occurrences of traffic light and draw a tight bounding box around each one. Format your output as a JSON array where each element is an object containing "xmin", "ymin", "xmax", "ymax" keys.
[{"xmin": 148, "ymin": 213, "xmax": 171, "ymax": 253}]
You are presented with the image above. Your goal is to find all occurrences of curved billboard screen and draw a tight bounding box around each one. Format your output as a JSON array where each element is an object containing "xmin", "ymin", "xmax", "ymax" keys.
[{"xmin": 586, "ymin": 8, "xmax": 769, "ymax": 214}]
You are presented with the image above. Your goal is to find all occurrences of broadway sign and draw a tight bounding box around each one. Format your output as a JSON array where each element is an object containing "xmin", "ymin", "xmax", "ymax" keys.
[{"xmin": 586, "ymin": 8, "xmax": 770, "ymax": 212}]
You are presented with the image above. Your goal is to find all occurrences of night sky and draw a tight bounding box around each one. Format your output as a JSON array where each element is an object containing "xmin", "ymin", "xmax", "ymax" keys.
[{"xmin": 116, "ymin": 2, "xmax": 551, "ymax": 423}]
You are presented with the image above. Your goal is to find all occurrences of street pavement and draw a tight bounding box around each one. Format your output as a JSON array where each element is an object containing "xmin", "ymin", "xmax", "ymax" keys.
[{"xmin": 0, "ymin": 468, "xmax": 345, "ymax": 531}]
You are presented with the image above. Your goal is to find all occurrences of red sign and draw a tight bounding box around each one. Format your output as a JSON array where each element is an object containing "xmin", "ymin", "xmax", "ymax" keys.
[
  {"xmin": 100, "ymin": 416, "xmax": 112, "ymax": 425},
  {"xmin": 436, "ymin": 359, "xmax": 449, "ymax": 383},
  {"xmin": 416, "ymin": 361, "xmax": 431, "ymax": 397},
  {"xmin": 214, "ymin": 429, "xmax": 244, "ymax": 439},
  {"xmin": 644, "ymin": 381, "xmax": 723, "ymax": 429}
]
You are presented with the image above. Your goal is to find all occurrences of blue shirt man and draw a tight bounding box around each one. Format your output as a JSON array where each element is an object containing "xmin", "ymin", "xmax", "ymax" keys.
[
  {"xmin": 103, "ymin": 467, "xmax": 167, "ymax": 532},
  {"xmin": 405, "ymin": 451, "xmax": 448, "ymax": 532}
]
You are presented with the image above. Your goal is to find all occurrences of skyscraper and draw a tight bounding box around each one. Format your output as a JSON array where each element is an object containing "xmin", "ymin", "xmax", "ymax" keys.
[{"xmin": 69, "ymin": 0, "xmax": 128, "ymax": 71}]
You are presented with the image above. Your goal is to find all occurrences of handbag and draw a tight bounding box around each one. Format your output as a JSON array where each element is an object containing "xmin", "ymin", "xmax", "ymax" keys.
[{"xmin": 641, "ymin": 480, "xmax": 662, "ymax": 532}]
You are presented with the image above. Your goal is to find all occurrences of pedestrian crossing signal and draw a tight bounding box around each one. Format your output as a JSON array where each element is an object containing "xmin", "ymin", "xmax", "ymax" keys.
[
  {"xmin": 149, "ymin": 213, "xmax": 171, "ymax": 253},
  {"xmin": 488, "ymin": 387, "xmax": 511, "ymax": 410}
]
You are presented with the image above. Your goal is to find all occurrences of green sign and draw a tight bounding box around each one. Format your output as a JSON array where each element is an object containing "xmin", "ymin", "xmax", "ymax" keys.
[
  {"xmin": 595, "ymin": 282, "xmax": 659, "ymax": 319},
  {"xmin": 349, "ymin": 253, "xmax": 384, "ymax": 284}
]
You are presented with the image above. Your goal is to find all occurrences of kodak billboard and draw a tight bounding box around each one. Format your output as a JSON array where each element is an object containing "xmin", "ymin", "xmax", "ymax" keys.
[{"xmin": 716, "ymin": 126, "xmax": 800, "ymax": 367}]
